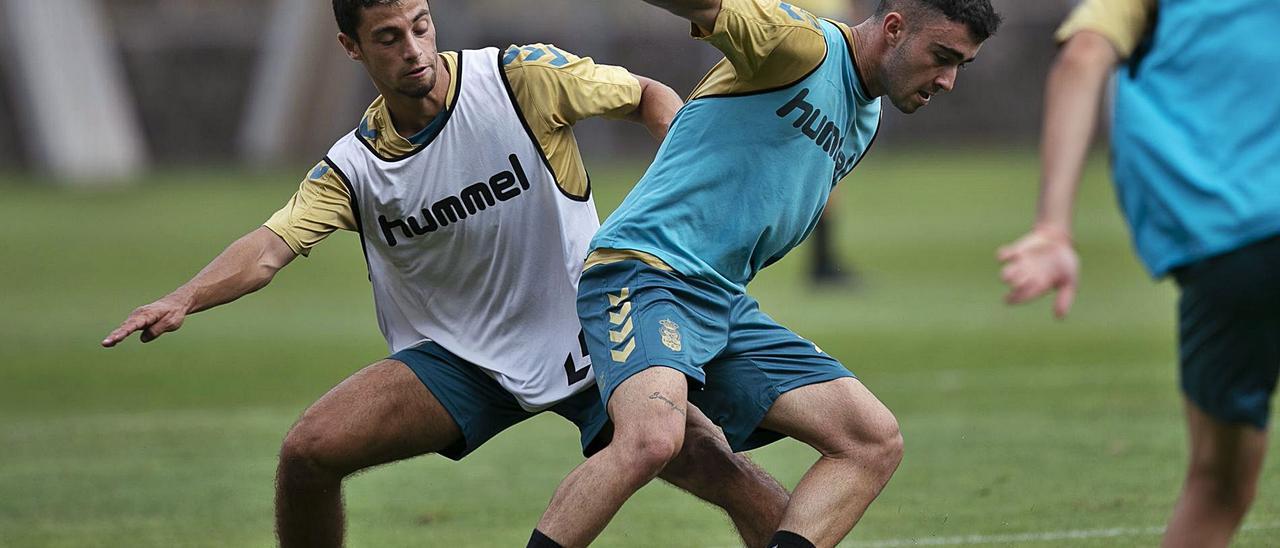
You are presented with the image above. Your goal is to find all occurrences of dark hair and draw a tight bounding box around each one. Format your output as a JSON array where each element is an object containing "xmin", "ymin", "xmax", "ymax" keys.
[
  {"xmin": 332, "ymin": 0, "xmax": 403, "ymax": 40},
  {"xmin": 876, "ymin": 0, "xmax": 1002, "ymax": 41}
]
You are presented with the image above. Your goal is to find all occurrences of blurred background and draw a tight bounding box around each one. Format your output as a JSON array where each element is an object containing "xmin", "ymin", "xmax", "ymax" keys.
[
  {"xmin": 0, "ymin": 0, "xmax": 1073, "ymax": 179},
  {"xmin": 2, "ymin": 1, "xmax": 1278, "ymax": 547}
]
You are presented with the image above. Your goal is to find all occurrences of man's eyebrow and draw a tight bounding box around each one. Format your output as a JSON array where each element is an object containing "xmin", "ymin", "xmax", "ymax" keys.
[
  {"xmin": 371, "ymin": 9, "xmax": 429, "ymax": 36},
  {"xmin": 370, "ymin": 23, "xmax": 399, "ymax": 36},
  {"xmin": 934, "ymin": 43, "xmax": 976, "ymax": 64}
]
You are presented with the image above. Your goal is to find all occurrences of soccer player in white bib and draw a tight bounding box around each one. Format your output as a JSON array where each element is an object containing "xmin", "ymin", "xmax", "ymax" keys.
[{"xmin": 101, "ymin": 0, "xmax": 789, "ymax": 546}]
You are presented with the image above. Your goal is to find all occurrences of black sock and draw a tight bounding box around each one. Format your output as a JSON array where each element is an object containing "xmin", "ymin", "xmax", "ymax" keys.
[
  {"xmin": 769, "ymin": 530, "xmax": 816, "ymax": 548},
  {"xmin": 526, "ymin": 529, "xmax": 565, "ymax": 548}
]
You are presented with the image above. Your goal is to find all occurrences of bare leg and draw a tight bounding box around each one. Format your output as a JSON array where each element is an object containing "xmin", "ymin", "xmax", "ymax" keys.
[
  {"xmin": 275, "ymin": 360, "xmax": 462, "ymax": 548},
  {"xmin": 1161, "ymin": 398, "xmax": 1268, "ymax": 548},
  {"xmin": 759, "ymin": 378, "xmax": 903, "ymax": 547},
  {"xmin": 535, "ymin": 367, "xmax": 690, "ymax": 547},
  {"xmin": 659, "ymin": 405, "xmax": 790, "ymax": 547}
]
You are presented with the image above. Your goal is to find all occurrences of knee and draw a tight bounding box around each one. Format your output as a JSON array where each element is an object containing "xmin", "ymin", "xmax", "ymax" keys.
[
  {"xmin": 616, "ymin": 428, "xmax": 684, "ymax": 477},
  {"xmin": 862, "ymin": 418, "xmax": 905, "ymax": 478},
  {"xmin": 1187, "ymin": 460, "xmax": 1258, "ymax": 513},
  {"xmin": 667, "ymin": 422, "xmax": 736, "ymax": 481},
  {"xmin": 825, "ymin": 412, "xmax": 904, "ymax": 477},
  {"xmin": 277, "ymin": 422, "xmax": 348, "ymax": 484}
]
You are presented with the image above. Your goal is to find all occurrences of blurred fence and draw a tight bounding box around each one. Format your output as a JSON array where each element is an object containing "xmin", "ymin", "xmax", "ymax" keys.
[{"xmin": 0, "ymin": 0, "xmax": 1081, "ymax": 177}]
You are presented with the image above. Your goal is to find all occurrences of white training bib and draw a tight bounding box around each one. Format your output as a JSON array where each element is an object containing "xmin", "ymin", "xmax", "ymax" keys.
[{"xmin": 324, "ymin": 48, "xmax": 599, "ymax": 411}]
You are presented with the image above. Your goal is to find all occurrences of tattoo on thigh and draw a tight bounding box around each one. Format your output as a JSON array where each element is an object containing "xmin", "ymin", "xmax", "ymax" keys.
[{"xmin": 648, "ymin": 392, "xmax": 686, "ymax": 417}]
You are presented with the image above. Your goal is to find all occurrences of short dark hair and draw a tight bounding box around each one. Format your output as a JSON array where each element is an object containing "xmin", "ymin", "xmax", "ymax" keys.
[
  {"xmin": 877, "ymin": 0, "xmax": 1002, "ymax": 41},
  {"xmin": 332, "ymin": 0, "xmax": 403, "ymax": 40}
]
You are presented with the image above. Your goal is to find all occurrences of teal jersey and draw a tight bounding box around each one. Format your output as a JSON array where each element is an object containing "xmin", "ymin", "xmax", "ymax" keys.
[
  {"xmin": 592, "ymin": 18, "xmax": 881, "ymax": 291},
  {"xmin": 1111, "ymin": 0, "xmax": 1280, "ymax": 276}
]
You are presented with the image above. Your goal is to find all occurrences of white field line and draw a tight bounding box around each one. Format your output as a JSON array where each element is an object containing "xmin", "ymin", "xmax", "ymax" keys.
[{"xmin": 840, "ymin": 522, "xmax": 1280, "ymax": 547}]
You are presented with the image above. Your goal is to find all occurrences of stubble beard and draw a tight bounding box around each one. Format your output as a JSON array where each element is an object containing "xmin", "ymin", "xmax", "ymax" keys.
[{"xmin": 398, "ymin": 68, "xmax": 436, "ymax": 99}]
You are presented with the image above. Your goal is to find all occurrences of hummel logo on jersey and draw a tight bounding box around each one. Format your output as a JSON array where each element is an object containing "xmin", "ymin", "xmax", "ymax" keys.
[
  {"xmin": 776, "ymin": 88, "xmax": 854, "ymax": 180},
  {"xmin": 377, "ymin": 154, "xmax": 532, "ymax": 247}
]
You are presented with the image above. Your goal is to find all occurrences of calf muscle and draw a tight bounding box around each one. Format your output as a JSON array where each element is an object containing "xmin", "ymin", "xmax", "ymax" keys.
[{"xmin": 276, "ymin": 360, "xmax": 461, "ymax": 547}]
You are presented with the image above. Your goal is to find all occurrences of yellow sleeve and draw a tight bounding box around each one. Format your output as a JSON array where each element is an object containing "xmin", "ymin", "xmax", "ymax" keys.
[
  {"xmin": 263, "ymin": 162, "xmax": 357, "ymax": 256},
  {"xmin": 694, "ymin": 0, "xmax": 828, "ymax": 87},
  {"xmin": 786, "ymin": 0, "xmax": 844, "ymax": 18},
  {"xmin": 503, "ymin": 43, "xmax": 642, "ymax": 128},
  {"xmin": 1055, "ymin": 0, "xmax": 1156, "ymax": 58},
  {"xmin": 503, "ymin": 44, "xmax": 641, "ymax": 199}
]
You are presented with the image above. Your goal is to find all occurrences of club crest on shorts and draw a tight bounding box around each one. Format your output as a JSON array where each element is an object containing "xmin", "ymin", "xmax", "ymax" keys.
[{"xmin": 659, "ymin": 319, "xmax": 682, "ymax": 352}]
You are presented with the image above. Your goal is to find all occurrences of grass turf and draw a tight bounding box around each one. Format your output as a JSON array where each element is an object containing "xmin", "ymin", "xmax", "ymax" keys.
[{"xmin": 1, "ymin": 148, "xmax": 1277, "ymax": 547}]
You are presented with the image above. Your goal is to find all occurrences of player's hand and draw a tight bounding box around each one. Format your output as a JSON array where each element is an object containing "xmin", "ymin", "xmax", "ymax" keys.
[
  {"xmin": 101, "ymin": 296, "xmax": 192, "ymax": 347},
  {"xmin": 996, "ymin": 227, "xmax": 1080, "ymax": 319}
]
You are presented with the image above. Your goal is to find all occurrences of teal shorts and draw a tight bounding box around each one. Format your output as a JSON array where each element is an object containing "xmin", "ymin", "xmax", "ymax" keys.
[
  {"xmin": 577, "ymin": 260, "xmax": 854, "ymax": 452},
  {"xmin": 391, "ymin": 341, "xmax": 610, "ymax": 460},
  {"xmin": 1173, "ymin": 234, "xmax": 1280, "ymax": 429}
]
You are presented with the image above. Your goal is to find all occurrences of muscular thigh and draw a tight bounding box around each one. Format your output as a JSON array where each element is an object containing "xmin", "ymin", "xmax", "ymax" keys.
[
  {"xmin": 690, "ymin": 295, "xmax": 854, "ymax": 452},
  {"xmin": 288, "ymin": 359, "xmax": 461, "ymax": 474},
  {"xmin": 759, "ymin": 377, "xmax": 898, "ymax": 457}
]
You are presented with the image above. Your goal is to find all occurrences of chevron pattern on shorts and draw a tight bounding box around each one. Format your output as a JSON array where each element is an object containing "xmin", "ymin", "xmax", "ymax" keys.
[{"xmin": 607, "ymin": 288, "xmax": 635, "ymax": 362}]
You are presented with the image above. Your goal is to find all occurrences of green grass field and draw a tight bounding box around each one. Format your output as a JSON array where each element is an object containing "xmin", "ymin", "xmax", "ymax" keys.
[{"xmin": 1, "ymin": 148, "xmax": 1277, "ymax": 547}]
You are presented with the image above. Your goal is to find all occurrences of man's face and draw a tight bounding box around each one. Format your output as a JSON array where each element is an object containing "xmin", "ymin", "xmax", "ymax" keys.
[
  {"xmin": 880, "ymin": 13, "xmax": 983, "ymax": 114},
  {"xmin": 340, "ymin": 0, "xmax": 439, "ymax": 100}
]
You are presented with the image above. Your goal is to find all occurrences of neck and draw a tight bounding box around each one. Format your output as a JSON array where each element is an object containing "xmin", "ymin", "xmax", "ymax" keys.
[
  {"xmin": 382, "ymin": 53, "xmax": 451, "ymax": 137},
  {"xmin": 850, "ymin": 20, "xmax": 887, "ymax": 98}
]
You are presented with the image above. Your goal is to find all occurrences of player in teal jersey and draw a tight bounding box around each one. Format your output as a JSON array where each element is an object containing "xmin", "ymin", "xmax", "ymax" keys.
[
  {"xmin": 998, "ymin": 1, "xmax": 1280, "ymax": 546},
  {"xmin": 527, "ymin": 1, "xmax": 1000, "ymax": 547}
]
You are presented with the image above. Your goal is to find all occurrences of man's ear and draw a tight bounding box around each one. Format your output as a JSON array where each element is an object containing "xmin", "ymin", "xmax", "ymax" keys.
[
  {"xmin": 883, "ymin": 12, "xmax": 906, "ymax": 46},
  {"xmin": 338, "ymin": 32, "xmax": 362, "ymax": 61}
]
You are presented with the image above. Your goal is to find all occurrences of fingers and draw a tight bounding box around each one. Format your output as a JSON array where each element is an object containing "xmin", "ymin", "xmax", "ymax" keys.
[
  {"xmin": 1001, "ymin": 256, "xmax": 1054, "ymax": 305},
  {"xmin": 1004, "ymin": 277, "xmax": 1050, "ymax": 305},
  {"xmin": 102, "ymin": 306, "xmax": 184, "ymax": 347},
  {"xmin": 997, "ymin": 231, "xmax": 1042, "ymax": 263},
  {"xmin": 1001, "ymin": 260, "xmax": 1042, "ymax": 299},
  {"xmin": 102, "ymin": 313, "xmax": 153, "ymax": 347},
  {"xmin": 996, "ymin": 243, "xmax": 1018, "ymax": 262},
  {"xmin": 1053, "ymin": 280, "xmax": 1077, "ymax": 319},
  {"xmin": 1000, "ymin": 262, "xmax": 1027, "ymax": 286}
]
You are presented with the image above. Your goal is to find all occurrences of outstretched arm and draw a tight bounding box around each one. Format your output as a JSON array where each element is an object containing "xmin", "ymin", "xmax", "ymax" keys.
[
  {"xmin": 102, "ymin": 227, "xmax": 297, "ymax": 346},
  {"xmin": 624, "ymin": 75, "xmax": 683, "ymax": 142},
  {"xmin": 641, "ymin": 0, "xmax": 722, "ymax": 32},
  {"xmin": 997, "ymin": 31, "xmax": 1118, "ymax": 318}
]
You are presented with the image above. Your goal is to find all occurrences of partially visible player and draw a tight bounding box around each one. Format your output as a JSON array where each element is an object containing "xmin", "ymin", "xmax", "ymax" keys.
[
  {"xmin": 997, "ymin": 0, "xmax": 1280, "ymax": 546},
  {"xmin": 530, "ymin": 1, "xmax": 1000, "ymax": 547},
  {"xmin": 102, "ymin": 0, "xmax": 789, "ymax": 546}
]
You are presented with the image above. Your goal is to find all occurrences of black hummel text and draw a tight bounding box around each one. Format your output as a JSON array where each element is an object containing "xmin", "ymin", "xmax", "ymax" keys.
[
  {"xmin": 378, "ymin": 154, "xmax": 532, "ymax": 247},
  {"xmin": 776, "ymin": 88, "xmax": 854, "ymax": 180}
]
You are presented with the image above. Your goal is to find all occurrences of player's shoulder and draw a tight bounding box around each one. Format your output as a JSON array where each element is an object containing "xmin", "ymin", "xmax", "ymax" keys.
[
  {"xmin": 343, "ymin": 94, "xmax": 418, "ymax": 162},
  {"xmin": 302, "ymin": 159, "xmax": 349, "ymax": 190},
  {"xmin": 501, "ymin": 43, "xmax": 587, "ymax": 73},
  {"xmin": 720, "ymin": 0, "xmax": 827, "ymax": 34},
  {"xmin": 501, "ymin": 43, "xmax": 638, "ymax": 99},
  {"xmin": 704, "ymin": 0, "xmax": 831, "ymax": 73},
  {"xmin": 323, "ymin": 118, "xmax": 368, "ymax": 170}
]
